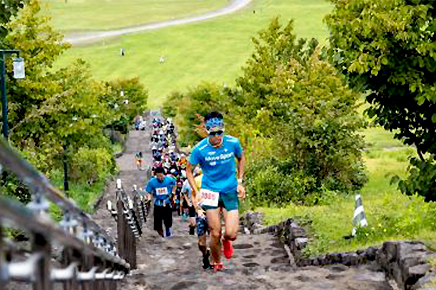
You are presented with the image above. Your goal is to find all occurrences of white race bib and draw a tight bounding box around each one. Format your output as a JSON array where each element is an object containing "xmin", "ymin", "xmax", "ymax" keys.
[
  {"xmin": 156, "ymin": 187, "xmax": 169, "ymax": 196},
  {"xmin": 200, "ymin": 189, "xmax": 219, "ymax": 207}
]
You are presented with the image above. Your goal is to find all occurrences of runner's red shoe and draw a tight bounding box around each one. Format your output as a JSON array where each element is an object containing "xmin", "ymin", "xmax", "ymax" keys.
[
  {"xmin": 222, "ymin": 239, "xmax": 233, "ymax": 259},
  {"xmin": 212, "ymin": 262, "xmax": 224, "ymax": 272}
]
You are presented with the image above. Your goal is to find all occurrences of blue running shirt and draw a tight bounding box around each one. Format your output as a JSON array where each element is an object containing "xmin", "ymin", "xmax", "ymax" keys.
[
  {"xmin": 190, "ymin": 135, "xmax": 243, "ymax": 194},
  {"xmin": 145, "ymin": 176, "xmax": 176, "ymax": 206}
]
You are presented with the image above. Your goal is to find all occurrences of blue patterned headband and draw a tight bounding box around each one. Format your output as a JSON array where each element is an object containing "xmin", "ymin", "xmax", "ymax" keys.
[{"xmin": 205, "ymin": 117, "xmax": 224, "ymax": 131}]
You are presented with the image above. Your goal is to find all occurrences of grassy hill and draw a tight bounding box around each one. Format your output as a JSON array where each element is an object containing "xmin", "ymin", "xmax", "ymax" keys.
[
  {"xmin": 54, "ymin": 0, "xmax": 331, "ymax": 108},
  {"xmin": 42, "ymin": 0, "xmax": 229, "ymax": 32}
]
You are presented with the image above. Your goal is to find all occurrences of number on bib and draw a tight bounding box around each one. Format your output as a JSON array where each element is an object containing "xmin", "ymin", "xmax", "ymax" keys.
[
  {"xmin": 156, "ymin": 187, "xmax": 168, "ymax": 196},
  {"xmin": 200, "ymin": 189, "xmax": 219, "ymax": 207}
]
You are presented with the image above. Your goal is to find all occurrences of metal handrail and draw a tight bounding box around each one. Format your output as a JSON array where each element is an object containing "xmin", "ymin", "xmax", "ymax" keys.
[
  {"xmin": 0, "ymin": 197, "xmax": 126, "ymax": 266},
  {"xmin": 0, "ymin": 137, "xmax": 115, "ymax": 246},
  {"xmin": 0, "ymin": 136, "xmax": 131, "ymax": 288}
]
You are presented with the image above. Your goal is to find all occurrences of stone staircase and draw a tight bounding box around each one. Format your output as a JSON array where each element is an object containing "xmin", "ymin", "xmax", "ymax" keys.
[{"xmin": 93, "ymin": 127, "xmax": 394, "ymax": 290}]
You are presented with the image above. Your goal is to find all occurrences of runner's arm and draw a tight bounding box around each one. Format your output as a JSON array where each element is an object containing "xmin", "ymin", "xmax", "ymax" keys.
[
  {"xmin": 186, "ymin": 162, "xmax": 199, "ymax": 208},
  {"xmin": 236, "ymin": 153, "xmax": 245, "ymax": 180},
  {"xmin": 171, "ymin": 184, "xmax": 177, "ymax": 200}
]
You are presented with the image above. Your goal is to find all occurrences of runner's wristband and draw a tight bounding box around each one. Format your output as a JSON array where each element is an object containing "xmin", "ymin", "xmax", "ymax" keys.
[{"xmin": 237, "ymin": 178, "xmax": 243, "ymax": 185}]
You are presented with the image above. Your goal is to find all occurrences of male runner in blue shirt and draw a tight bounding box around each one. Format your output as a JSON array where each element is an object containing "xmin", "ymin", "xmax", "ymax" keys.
[
  {"xmin": 145, "ymin": 167, "xmax": 177, "ymax": 237},
  {"xmin": 186, "ymin": 112, "xmax": 246, "ymax": 271}
]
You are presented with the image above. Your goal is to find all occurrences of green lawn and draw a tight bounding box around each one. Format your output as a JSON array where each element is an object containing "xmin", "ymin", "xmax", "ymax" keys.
[
  {"xmin": 54, "ymin": 0, "xmax": 331, "ymax": 108},
  {"xmin": 42, "ymin": 0, "xmax": 229, "ymax": 32}
]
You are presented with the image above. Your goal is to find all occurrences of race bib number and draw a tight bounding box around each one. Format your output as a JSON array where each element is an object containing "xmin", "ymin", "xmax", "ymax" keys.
[
  {"xmin": 156, "ymin": 187, "xmax": 168, "ymax": 196},
  {"xmin": 200, "ymin": 189, "xmax": 219, "ymax": 207}
]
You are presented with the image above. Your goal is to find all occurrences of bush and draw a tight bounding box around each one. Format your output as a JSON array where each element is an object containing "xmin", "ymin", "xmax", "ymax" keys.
[
  {"xmin": 69, "ymin": 147, "xmax": 114, "ymax": 185},
  {"xmin": 393, "ymin": 157, "xmax": 436, "ymax": 201},
  {"xmin": 246, "ymin": 156, "xmax": 320, "ymax": 206}
]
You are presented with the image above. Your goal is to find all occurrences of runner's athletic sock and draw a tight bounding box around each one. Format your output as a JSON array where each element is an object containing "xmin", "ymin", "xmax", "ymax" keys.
[
  {"xmin": 222, "ymin": 239, "xmax": 234, "ymax": 259},
  {"xmin": 189, "ymin": 226, "xmax": 195, "ymax": 235}
]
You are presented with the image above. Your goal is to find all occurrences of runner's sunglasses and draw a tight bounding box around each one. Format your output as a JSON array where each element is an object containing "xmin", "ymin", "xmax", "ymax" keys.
[{"xmin": 209, "ymin": 130, "xmax": 224, "ymax": 136}]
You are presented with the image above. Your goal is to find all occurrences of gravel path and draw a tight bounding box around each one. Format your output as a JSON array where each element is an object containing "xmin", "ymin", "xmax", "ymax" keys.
[
  {"xmin": 65, "ymin": 0, "xmax": 252, "ymax": 45},
  {"xmin": 91, "ymin": 120, "xmax": 395, "ymax": 290}
]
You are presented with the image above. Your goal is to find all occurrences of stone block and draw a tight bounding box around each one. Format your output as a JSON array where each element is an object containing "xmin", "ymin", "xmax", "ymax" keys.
[
  {"xmin": 295, "ymin": 237, "xmax": 308, "ymax": 250},
  {"xmin": 291, "ymin": 227, "xmax": 307, "ymax": 239},
  {"xmin": 384, "ymin": 242, "xmax": 399, "ymax": 263},
  {"xmin": 366, "ymin": 247, "xmax": 378, "ymax": 261},
  {"xmin": 404, "ymin": 264, "xmax": 431, "ymax": 289},
  {"xmin": 397, "ymin": 242, "xmax": 427, "ymax": 261},
  {"xmin": 400, "ymin": 254, "xmax": 427, "ymax": 274},
  {"xmin": 347, "ymin": 253, "xmax": 359, "ymax": 266},
  {"xmin": 411, "ymin": 272, "xmax": 436, "ymax": 290}
]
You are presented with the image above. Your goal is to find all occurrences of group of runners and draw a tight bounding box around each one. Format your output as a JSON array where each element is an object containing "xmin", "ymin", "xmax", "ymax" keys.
[{"xmin": 143, "ymin": 111, "xmax": 246, "ymax": 271}]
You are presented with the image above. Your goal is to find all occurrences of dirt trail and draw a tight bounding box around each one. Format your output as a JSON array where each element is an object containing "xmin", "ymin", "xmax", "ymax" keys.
[{"xmin": 93, "ymin": 125, "xmax": 394, "ymax": 290}]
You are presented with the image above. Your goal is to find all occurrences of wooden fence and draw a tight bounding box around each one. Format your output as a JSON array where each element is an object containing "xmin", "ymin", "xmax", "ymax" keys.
[{"xmin": 106, "ymin": 179, "xmax": 145, "ymax": 269}]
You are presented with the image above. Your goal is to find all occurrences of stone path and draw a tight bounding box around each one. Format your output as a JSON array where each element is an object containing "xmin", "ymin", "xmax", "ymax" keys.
[{"xmin": 93, "ymin": 125, "xmax": 395, "ymax": 290}]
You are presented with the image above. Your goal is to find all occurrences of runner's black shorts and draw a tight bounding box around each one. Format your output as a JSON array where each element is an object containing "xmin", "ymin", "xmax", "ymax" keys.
[{"xmin": 154, "ymin": 205, "xmax": 172, "ymax": 232}]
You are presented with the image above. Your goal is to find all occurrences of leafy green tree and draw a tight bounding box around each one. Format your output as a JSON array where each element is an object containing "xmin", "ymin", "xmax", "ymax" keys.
[
  {"xmin": 325, "ymin": 0, "xmax": 436, "ymax": 199},
  {"xmin": 0, "ymin": 0, "xmax": 27, "ymax": 43},
  {"xmin": 105, "ymin": 77, "xmax": 148, "ymax": 134},
  {"xmin": 0, "ymin": 0, "xmax": 69, "ymax": 175},
  {"xmin": 237, "ymin": 17, "xmax": 319, "ymax": 127},
  {"xmin": 165, "ymin": 18, "xmax": 366, "ymax": 206}
]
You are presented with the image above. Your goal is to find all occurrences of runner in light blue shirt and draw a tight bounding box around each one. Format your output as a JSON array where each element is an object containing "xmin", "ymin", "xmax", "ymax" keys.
[{"xmin": 186, "ymin": 111, "xmax": 246, "ymax": 271}]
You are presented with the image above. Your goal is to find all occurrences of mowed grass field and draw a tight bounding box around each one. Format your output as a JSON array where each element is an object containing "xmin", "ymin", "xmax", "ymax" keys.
[
  {"xmin": 42, "ymin": 0, "xmax": 229, "ymax": 32},
  {"xmin": 54, "ymin": 0, "xmax": 331, "ymax": 108}
]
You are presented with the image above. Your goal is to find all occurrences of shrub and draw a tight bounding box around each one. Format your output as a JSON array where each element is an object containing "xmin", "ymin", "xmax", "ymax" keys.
[
  {"xmin": 246, "ymin": 156, "xmax": 320, "ymax": 206},
  {"xmin": 69, "ymin": 147, "xmax": 114, "ymax": 185},
  {"xmin": 394, "ymin": 157, "xmax": 436, "ymax": 201}
]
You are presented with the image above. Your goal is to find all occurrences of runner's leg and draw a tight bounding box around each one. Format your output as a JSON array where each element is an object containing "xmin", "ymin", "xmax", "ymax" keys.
[
  {"xmin": 222, "ymin": 209, "xmax": 239, "ymax": 241},
  {"xmin": 197, "ymin": 216, "xmax": 211, "ymax": 269},
  {"xmin": 189, "ymin": 206, "xmax": 196, "ymax": 235},
  {"xmin": 206, "ymin": 208, "xmax": 221, "ymax": 264},
  {"xmin": 164, "ymin": 205, "xmax": 173, "ymax": 231},
  {"xmin": 198, "ymin": 234, "xmax": 207, "ymax": 255},
  {"xmin": 154, "ymin": 205, "xmax": 164, "ymax": 237}
]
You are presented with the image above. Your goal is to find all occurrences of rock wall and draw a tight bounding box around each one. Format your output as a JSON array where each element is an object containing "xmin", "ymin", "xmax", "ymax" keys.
[
  {"xmin": 242, "ymin": 211, "xmax": 436, "ymax": 290},
  {"xmin": 377, "ymin": 242, "xmax": 436, "ymax": 290}
]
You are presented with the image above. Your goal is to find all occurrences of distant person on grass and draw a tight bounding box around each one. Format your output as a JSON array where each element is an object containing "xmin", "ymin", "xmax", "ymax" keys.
[
  {"xmin": 145, "ymin": 167, "xmax": 177, "ymax": 237},
  {"xmin": 186, "ymin": 111, "xmax": 246, "ymax": 271}
]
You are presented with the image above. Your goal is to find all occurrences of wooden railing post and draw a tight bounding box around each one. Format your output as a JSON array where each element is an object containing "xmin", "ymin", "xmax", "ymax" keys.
[
  {"xmin": 116, "ymin": 200, "xmax": 125, "ymax": 263},
  {"xmin": 32, "ymin": 232, "xmax": 52, "ymax": 290},
  {"xmin": 0, "ymin": 224, "xmax": 4, "ymax": 290}
]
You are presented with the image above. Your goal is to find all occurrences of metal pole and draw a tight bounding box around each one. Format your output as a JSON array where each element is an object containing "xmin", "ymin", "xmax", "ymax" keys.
[
  {"xmin": 0, "ymin": 53, "xmax": 7, "ymax": 139},
  {"xmin": 0, "ymin": 50, "xmax": 20, "ymax": 140}
]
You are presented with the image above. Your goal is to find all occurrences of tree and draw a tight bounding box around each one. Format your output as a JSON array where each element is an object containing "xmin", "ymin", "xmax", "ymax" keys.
[
  {"xmin": 105, "ymin": 77, "xmax": 148, "ymax": 134},
  {"xmin": 325, "ymin": 0, "xmax": 436, "ymax": 199},
  {"xmin": 237, "ymin": 17, "xmax": 319, "ymax": 128},
  {"xmin": 164, "ymin": 18, "xmax": 367, "ymax": 206},
  {"xmin": 3, "ymin": 0, "xmax": 70, "ymax": 171},
  {"xmin": 0, "ymin": 0, "xmax": 27, "ymax": 44}
]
